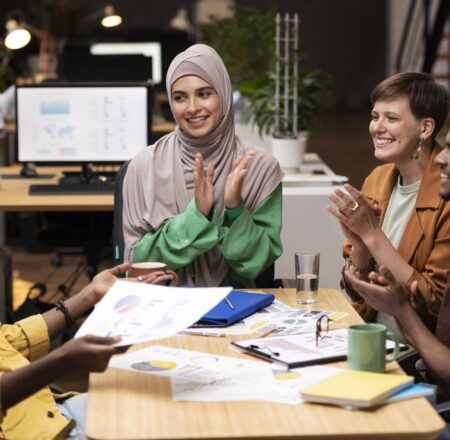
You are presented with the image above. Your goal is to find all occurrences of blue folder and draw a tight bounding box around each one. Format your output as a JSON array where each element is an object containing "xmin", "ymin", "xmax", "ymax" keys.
[{"xmin": 194, "ymin": 290, "xmax": 275, "ymax": 327}]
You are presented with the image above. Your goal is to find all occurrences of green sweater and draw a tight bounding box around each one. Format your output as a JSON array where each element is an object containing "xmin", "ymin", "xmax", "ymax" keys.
[{"xmin": 132, "ymin": 184, "xmax": 283, "ymax": 287}]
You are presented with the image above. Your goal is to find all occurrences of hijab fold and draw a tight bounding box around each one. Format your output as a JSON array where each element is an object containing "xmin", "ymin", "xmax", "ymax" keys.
[{"xmin": 123, "ymin": 44, "xmax": 283, "ymax": 286}]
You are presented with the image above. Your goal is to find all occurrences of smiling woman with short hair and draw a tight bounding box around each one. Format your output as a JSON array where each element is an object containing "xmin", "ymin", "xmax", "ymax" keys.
[{"xmin": 327, "ymin": 72, "xmax": 450, "ymax": 342}]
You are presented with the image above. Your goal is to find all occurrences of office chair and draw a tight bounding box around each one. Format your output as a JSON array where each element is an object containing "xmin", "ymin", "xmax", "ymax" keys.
[
  {"xmin": 113, "ymin": 161, "xmax": 131, "ymax": 266},
  {"xmin": 112, "ymin": 160, "xmax": 279, "ymax": 288},
  {"xmin": 255, "ymin": 263, "xmax": 282, "ymax": 289}
]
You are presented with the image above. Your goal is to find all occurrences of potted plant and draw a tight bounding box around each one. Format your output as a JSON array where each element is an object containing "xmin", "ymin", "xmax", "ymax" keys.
[
  {"xmin": 201, "ymin": 8, "xmax": 329, "ymax": 172},
  {"xmin": 240, "ymin": 69, "xmax": 329, "ymax": 137},
  {"xmin": 240, "ymin": 12, "xmax": 329, "ymax": 172},
  {"xmin": 241, "ymin": 68, "xmax": 329, "ymax": 172}
]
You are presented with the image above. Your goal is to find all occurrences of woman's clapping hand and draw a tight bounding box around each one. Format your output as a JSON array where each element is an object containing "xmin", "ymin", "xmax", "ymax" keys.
[
  {"xmin": 224, "ymin": 149, "xmax": 255, "ymax": 209},
  {"xmin": 327, "ymin": 184, "xmax": 381, "ymax": 241},
  {"xmin": 194, "ymin": 152, "xmax": 215, "ymax": 216},
  {"xmin": 193, "ymin": 149, "xmax": 255, "ymax": 216}
]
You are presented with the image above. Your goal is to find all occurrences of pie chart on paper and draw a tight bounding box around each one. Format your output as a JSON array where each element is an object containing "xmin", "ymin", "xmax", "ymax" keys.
[
  {"xmin": 274, "ymin": 371, "xmax": 301, "ymax": 381},
  {"xmin": 113, "ymin": 295, "xmax": 142, "ymax": 314},
  {"xmin": 131, "ymin": 360, "xmax": 178, "ymax": 372}
]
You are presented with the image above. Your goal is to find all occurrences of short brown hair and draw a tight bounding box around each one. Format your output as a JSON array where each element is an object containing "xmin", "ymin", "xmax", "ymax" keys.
[{"xmin": 371, "ymin": 72, "xmax": 449, "ymax": 139}]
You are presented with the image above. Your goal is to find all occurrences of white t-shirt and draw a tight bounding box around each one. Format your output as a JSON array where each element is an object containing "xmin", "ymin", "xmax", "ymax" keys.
[{"xmin": 376, "ymin": 176, "xmax": 421, "ymax": 343}]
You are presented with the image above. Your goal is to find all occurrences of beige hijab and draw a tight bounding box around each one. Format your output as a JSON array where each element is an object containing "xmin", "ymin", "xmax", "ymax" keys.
[{"xmin": 123, "ymin": 44, "xmax": 283, "ymax": 286}]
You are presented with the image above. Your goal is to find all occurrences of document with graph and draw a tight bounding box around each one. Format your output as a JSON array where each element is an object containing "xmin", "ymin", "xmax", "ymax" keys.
[{"xmin": 76, "ymin": 280, "xmax": 231, "ymax": 346}]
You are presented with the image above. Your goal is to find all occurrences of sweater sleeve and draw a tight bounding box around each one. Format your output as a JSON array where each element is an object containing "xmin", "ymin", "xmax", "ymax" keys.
[
  {"xmin": 0, "ymin": 315, "xmax": 50, "ymax": 363},
  {"xmin": 0, "ymin": 380, "xmax": 2, "ymax": 423},
  {"xmin": 131, "ymin": 199, "xmax": 220, "ymax": 270},
  {"xmin": 0, "ymin": 316, "xmax": 50, "ymax": 424},
  {"xmin": 218, "ymin": 184, "xmax": 283, "ymax": 282}
]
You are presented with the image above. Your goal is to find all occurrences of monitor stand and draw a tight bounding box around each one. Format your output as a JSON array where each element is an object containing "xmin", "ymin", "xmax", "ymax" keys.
[
  {"xmin": 59, "ymin": 163, "xmax": 112, "ymax": 184},
  {"xmin": 0, "ymin": 162, "xmax": 55, "ymax": 179}
]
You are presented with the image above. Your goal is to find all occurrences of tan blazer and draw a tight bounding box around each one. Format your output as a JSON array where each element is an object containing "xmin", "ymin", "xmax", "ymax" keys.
[{"xmin": 343, "ymin": 144, "xmax": 450, "ymax": 326}]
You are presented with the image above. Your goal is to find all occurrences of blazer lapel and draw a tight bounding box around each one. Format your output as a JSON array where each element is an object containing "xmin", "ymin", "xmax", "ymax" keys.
[
  {"xmin": 397, "ymin": 144, "xmax": 442, "ymax": 263},
  {"xmin": 397, "ymin": 210, "xmax": 423, "ymax": 263},
  {"xmin": 363, "ymin": 164, "xmax": 398, "ymax": 225}
]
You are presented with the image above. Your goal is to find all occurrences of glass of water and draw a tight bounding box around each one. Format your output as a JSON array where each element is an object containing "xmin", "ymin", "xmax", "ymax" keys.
[{"xmin": 295, "ymin": 252, "xmax": 320, "ymax": 304}]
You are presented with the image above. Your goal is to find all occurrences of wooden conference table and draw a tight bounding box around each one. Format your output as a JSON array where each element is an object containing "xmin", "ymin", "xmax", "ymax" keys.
[{"xmin": 86, "ymin": 288, "xmax": 445, "ymax": 440}]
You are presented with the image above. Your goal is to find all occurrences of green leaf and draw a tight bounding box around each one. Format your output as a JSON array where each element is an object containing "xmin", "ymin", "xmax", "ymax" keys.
[{"xmin": 200, "ymin": 4, "xmax": 276, "ymax": 87}]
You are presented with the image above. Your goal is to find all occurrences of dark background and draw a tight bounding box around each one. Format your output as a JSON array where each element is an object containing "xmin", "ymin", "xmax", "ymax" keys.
[
  {"xmin": 0, "ymin": 0, "xmax": 387, "ymax": 108},
  {"xmin": 0, "ymin": 0, "xmax": 392, "ymax": 186}
]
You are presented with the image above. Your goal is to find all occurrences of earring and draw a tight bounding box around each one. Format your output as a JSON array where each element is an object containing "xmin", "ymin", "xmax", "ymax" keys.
[{"xmin": 410, "ymin": 137, "xmax": 423, "ymax": 160}]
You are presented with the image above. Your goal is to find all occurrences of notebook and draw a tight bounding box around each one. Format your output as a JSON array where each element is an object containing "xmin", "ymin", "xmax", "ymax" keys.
[
  {"xmin": 301, "ymin": 370, "xmax": 414, "ymax": 408},
  {"xmin": 386, "ymin": 383, "xmax": 435, "ymax": 403},
  {"xmin": 193, "ymin": 290, "xmax": 275, "ymax": 327}
]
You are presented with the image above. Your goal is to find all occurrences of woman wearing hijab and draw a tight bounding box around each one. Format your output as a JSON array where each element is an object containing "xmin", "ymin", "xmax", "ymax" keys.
[
  {"xmin": 327, "ymin": 72, "xmax": 450, "ymax": 342},
  {"xmin": 122, "ymin": 44, "xmax": 283, "ymax": 287}
]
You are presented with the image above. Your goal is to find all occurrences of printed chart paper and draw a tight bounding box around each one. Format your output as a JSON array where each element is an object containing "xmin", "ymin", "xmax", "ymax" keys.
[
  {"xmin": 76, "ymin": 281, "xmax": 231, "ymax": 346},
  {"xmin": 109, "ymin": 345, "xmax": 283, "ymax": 402},
  {"xmin": 109, "ymin": 345, "xmax": 346, "ymax": 404}
]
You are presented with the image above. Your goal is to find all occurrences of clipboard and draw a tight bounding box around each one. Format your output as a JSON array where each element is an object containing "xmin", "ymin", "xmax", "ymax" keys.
[{"xmin": 231, "ymin": 328, "xmax": 407, "ymax": 369}]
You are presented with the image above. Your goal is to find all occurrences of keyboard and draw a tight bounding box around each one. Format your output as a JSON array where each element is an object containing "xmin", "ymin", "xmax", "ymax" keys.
[{"xmin": 29, "ymin": 181, "xmax": 115, "ymax": 195}]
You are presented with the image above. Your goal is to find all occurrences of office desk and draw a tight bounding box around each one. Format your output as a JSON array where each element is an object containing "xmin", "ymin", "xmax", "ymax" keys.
[
  {"xmin": 86, "ymin": 288, "xmax": 444, "ymax": 440},
  {"xmin": 0, "ymin": 165, "xmax": 112, "ymax": 212}
]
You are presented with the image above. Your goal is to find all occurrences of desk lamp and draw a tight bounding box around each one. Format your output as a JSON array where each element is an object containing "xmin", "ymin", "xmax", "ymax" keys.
[
  {"xmin": 4, "ymin": 11, "xmax": 32, "ymax": 50},
  {"xmin": 101, "ymin": 6, "xmax": 122, "ymax": 28}
]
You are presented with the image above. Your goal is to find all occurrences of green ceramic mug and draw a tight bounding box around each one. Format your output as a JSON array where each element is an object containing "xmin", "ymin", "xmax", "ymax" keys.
[{"xmin": 347, "ymin": 323, "xmax": 400, "ymax": 373}]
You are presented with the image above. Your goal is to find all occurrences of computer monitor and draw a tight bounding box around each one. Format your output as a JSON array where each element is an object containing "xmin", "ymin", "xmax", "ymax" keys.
[
  {"xmin": 90, "ymin": 42, "xmax": 162, "ymax": 84},
  {"xmin": 16, "ymin": 83, "xmax": 151, "ymax": 178}
]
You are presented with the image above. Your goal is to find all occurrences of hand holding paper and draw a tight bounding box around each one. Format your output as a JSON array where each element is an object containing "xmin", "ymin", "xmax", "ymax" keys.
[{"xmin": 76, "ymin": 280, "xmax": 231, "ymax": 346}]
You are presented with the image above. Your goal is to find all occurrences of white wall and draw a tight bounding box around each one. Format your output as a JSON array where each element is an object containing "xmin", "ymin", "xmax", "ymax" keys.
[
  {"xmin": 387, "ymin": 0, "xmax": 410, "ymax": 75},
  {"xmin": 387, "ymin": 0, "xmax": 447, "ymax": 77},
  {"xmin": 196, "ymin": 0, "xmax": 234, "ymax": 24}
]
